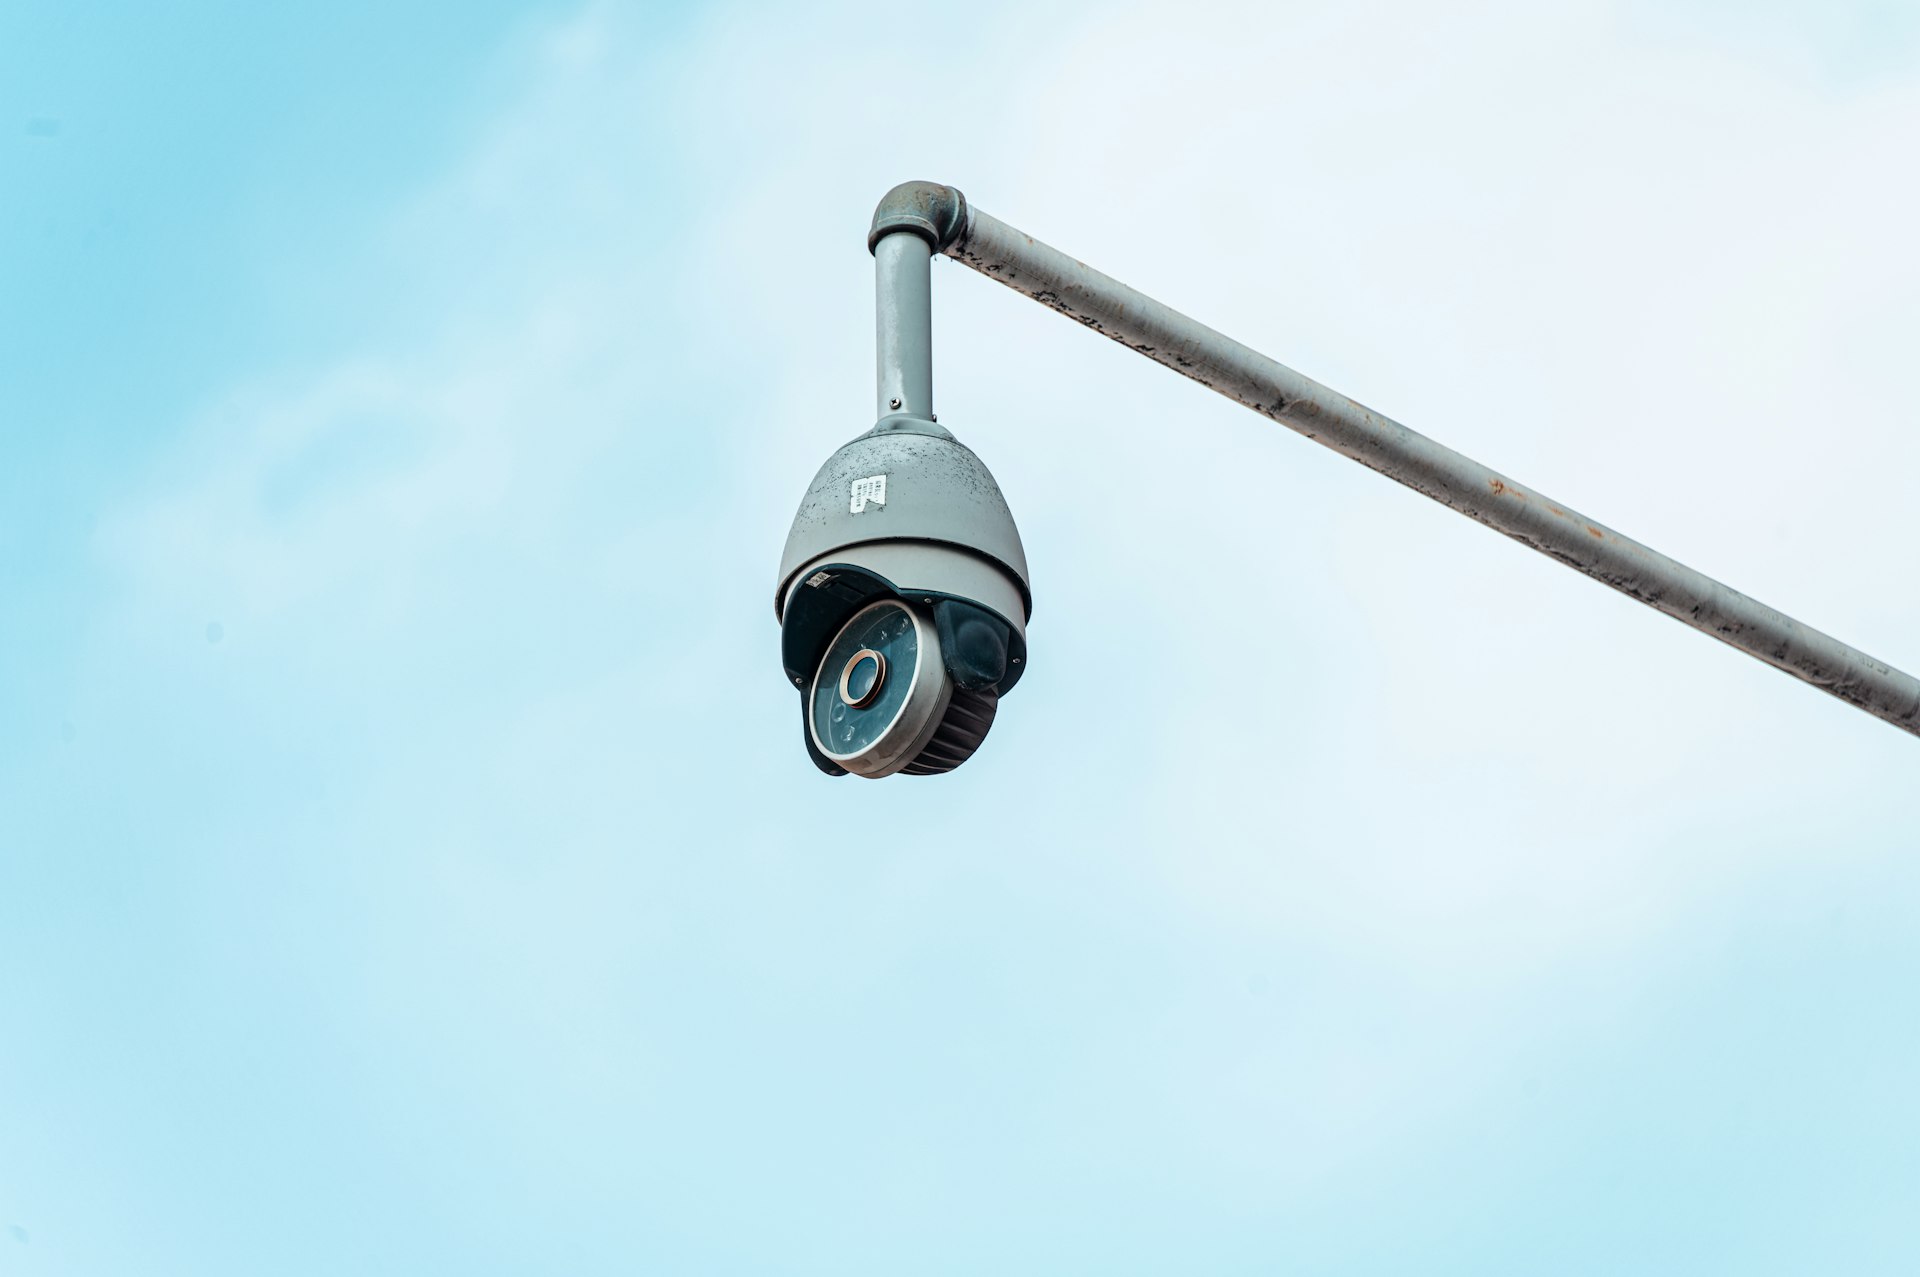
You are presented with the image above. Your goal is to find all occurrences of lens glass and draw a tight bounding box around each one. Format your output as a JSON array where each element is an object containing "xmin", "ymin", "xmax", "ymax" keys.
[
  {"xmin": 812, "ymin": 602, "xmax": 918, "ymax": 758},
  {"xmin": 842, "ymin": 651, "xmax": 883, "ymax": 706}
]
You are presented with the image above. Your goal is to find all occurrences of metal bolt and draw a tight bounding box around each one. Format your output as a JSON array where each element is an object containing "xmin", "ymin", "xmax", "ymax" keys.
[{"xmin": 888, "ymin": 397, "xmax": 902, "ymax": 410}]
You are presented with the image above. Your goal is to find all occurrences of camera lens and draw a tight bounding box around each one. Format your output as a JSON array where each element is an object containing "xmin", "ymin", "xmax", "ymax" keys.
[{"xmin": 839, "ymin": 649, "xmax": 886, "ymax": 708}]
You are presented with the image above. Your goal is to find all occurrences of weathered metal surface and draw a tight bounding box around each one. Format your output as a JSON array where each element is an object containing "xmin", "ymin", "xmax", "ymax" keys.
[
  {"xmin": 940, "ymin": 199, "xmax": 1920, "ymax": 738},
  {"xmin": 875, "ymin": 232, "xmax": 934, "ymax": 420},
  {"xmin": 868, "ymin": 181, "xmax": 969, "ymax": 255},
  {"xmin": 774, "ymin": 426, "xmax": 1032, "ymax": 625}
]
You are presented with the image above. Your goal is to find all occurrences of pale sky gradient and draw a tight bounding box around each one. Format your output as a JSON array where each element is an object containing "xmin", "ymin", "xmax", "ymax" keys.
[{"xmin": 4, "ymin": 1, "xmax": 1919, "ymax": 1272}]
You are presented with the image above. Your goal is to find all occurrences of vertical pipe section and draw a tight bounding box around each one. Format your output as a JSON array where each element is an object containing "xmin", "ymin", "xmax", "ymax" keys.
[
  {"xmin": 875, "ymin": 231, "xmax": 934, "ymax": 420},
  {"xmin": 943, "ymin": 203, "xmax": 1920, "ymax": 738}
]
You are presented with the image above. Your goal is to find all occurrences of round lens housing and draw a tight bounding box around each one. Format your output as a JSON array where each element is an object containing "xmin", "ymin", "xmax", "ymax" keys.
[{"xmin": 808, "ymin": 600, "xmax": 950, "ymax": 776}]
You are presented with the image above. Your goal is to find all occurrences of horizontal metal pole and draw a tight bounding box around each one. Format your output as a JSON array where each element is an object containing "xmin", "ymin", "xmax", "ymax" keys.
[{"xmin": 943, "ymin": 202, "xmax": 1920, "ymax": 738}]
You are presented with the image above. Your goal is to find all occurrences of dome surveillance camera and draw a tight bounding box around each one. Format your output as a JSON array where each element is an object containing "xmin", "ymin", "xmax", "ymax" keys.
[{"xmin": 776, "ymin": 414, "xmax": 1030, "ymax": 777}]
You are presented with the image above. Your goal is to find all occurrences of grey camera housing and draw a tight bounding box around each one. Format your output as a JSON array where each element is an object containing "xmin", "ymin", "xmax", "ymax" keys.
[{"xmin": 776, "ymin": 415, "xmax": 1031, "ymax": 777}]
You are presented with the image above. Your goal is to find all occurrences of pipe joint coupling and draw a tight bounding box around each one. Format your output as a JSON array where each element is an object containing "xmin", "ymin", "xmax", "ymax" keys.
[{"xmin": 868, "ymin": 181, "xmax": 970, "ymax": 255}]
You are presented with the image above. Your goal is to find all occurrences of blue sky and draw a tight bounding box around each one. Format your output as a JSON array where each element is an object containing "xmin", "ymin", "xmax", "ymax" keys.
[{"xmin": 4, "ymin": 1, "xmax": 1919, "ymax": 1272}]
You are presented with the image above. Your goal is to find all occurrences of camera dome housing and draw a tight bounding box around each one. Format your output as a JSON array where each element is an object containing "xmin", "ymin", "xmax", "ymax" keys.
[{"xmin": 776, "ymin": 415, "xmax": 1031, "ymax": 777}]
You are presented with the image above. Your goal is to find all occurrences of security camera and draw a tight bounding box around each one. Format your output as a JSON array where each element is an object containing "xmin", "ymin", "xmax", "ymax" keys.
[{"xmin": 775, "ymin": 414, "xmax": 1030, "ymax": 777}]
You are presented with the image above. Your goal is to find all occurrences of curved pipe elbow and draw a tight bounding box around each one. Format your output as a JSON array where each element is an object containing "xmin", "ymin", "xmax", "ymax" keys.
[{"xmin": 868, "ymin": 181, "xmax": 970, "ymax": 255}]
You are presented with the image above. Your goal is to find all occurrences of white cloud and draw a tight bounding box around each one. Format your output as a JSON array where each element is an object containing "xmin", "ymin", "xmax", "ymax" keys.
[
  {"xmin": 80, "ymin": 0, "xmax": 1920, "ymax": 1241},
  {"xmin": 103, "ymin": 0, "xmax": 1920, "ymax": 985}
]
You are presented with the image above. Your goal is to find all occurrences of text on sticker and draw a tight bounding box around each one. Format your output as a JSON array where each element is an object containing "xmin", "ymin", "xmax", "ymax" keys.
[{"xmin": 850, "ymin": 474, "xmax": 887, "ymax": 514}]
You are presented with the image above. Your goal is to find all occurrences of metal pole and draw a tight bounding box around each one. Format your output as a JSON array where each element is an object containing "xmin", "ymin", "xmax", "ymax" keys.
[
  {"xmin": 938, "ymin": 199, "xmax": 1920, "ymax": 738},
  {"xmin": 875, "ymin": 231, "xmax": 934, "ymax": 420}
]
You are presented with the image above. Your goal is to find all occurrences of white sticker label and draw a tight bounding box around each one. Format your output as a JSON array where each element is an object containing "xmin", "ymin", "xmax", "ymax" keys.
[
  {"xmin": 850, "ymin": 474, "xmax": 888, "ymax": 514},
  {"xmin": 805, "ymin": 571, "xmax": 834, "ymax": 588}
]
